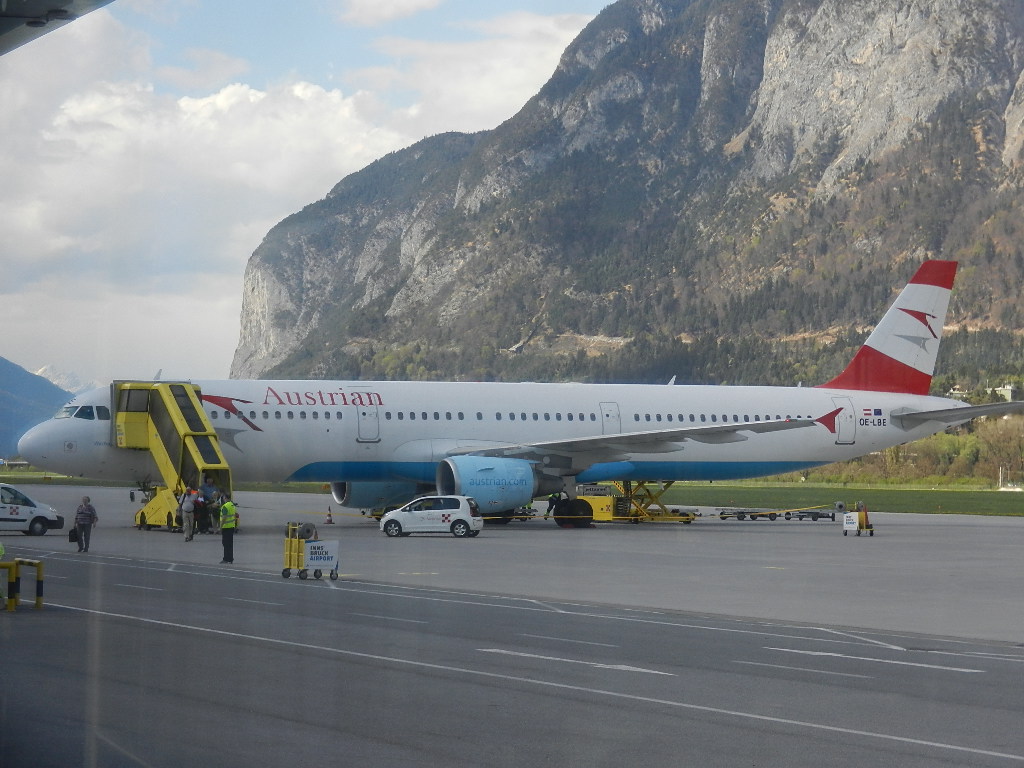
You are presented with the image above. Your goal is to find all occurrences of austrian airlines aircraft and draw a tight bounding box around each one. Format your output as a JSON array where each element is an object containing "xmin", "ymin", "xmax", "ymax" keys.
[{"xmin": 18, "ymin": 260, "xmax": 1024, "ymax": 522}]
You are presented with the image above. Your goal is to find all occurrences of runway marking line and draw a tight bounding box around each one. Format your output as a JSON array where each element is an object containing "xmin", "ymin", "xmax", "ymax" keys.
[
  {"xmin": 350, "ymin": 612, "xmax": 427, "ymax": 624},
  {"xmin": 767, "ymin": 647, "xmax": 985, "ymax": 673},
  {"xmin": 520, "ymin": 633, "xmax": 619, "ymax": 648},
  {"xmin": 735, "ymin": 660, "xmax": 873, "ymax": 679},
  {"xmin": 47, "ymin": 602, "xmax": 1024, "ymax": 763},
  {"xmin": 479, "ymin": 648, "xmax": 673, "ymax": 676}
]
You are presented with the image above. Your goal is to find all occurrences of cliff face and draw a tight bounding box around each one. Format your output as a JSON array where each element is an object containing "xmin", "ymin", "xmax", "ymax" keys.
[{"xmin": 231, "ymin": 0, "xmax": 1024, "ymax": 383}]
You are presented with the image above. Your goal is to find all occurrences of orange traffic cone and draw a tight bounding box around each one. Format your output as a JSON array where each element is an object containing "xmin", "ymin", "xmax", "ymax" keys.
[{"xmin": 325, "ymin": 507, "xmax": 335, "ymax": 524}]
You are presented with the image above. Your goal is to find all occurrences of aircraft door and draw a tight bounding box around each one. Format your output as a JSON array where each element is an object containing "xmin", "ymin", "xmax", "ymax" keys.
[
  {"xmin": 832, "ymin": 396, "xmax": 856, "ymax": 445},
  {"xmin": 356, "ymin": 404, "xmax": 381, "ymax": 443},
  {"xmin": 600, "ymin": 402, "xmax": 621, "ymax": 434}
]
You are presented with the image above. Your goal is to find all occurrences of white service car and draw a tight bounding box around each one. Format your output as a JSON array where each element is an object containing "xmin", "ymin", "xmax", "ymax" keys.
[
  {"xmin": 0, "ymin": 483, "xmax": 65, "ymax": 536},
  {"xmin": 380, "ymin": 495, "xmax": 483, "ymax": 538}
]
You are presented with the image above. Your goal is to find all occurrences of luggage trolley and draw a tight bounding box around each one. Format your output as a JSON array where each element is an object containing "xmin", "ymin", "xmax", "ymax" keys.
[
  {"xmin": 283, "ymin": 522, "xmax": 339, "ymax": 580},
  {"xmin": 842, "ymin": 502, "xmax": 875, "ymax": 536}
]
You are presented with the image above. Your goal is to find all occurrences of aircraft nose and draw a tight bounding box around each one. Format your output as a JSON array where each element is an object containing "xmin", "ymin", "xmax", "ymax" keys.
[{"xmin": 18, "ymin": 421, "xmax": 55, "ymax": 465}]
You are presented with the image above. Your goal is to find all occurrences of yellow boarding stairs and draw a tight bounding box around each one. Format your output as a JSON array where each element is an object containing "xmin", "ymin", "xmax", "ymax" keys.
[{"xmin": 113, "ymin": 382, "xmax": 232, "ymax": 530}]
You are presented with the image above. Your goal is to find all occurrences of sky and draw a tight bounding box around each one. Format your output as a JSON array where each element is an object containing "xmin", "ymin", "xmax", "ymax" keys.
[{"xmin": 0, "ymin": 0, "xmax": 607, "ymax": 387}]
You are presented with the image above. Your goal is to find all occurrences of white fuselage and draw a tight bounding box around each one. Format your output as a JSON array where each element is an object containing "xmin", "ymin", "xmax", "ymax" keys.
[{"xmin": 17, "ymin": 379, "xmax": 964, "ymax": 488}]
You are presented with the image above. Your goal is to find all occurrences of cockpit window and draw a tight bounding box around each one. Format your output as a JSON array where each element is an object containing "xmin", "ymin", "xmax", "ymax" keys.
[
  {"xmin": 55, "ymin": 405, "xmax": 77, "ymax": 419},
  {"xmin": 74, "ymin": 406, "xmax": 95, "ymax": 420},
  {"xmin": 96, "ymin": 406, "xmax": 111, "ymax": 420}
]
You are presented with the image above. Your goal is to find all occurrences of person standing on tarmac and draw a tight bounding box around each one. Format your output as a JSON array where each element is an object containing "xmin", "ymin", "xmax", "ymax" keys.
[
  {"xmin": 545, "ymin": 492, "xmax": 560, "ymax": 520},
  {"xmin": 219, "ymin": 493, "xmax": 238, "ymax": 564},
  {"xmin": 180, "ymin": 489, "xmax": 195, "ymax": 541},
  {"xmin": 199, "ymin": 476, "xmax": 220, "ymax": 533},
  {"xmin": 75, "ymin": 496, "xmax": 98, "ymax": 552}
]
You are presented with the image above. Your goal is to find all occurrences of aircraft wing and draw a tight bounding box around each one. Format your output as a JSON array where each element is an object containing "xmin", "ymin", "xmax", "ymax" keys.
[
  {"xmin": 0, "ymin": 1, "xmax": 114, "ymax": 57},
  {"xmin": 447, "ymin": 418, "xmax": 816, "ymax": 463},
  {"xmin": 893, "ymin": 400, "xmax": 1024, "ymax": 427}
]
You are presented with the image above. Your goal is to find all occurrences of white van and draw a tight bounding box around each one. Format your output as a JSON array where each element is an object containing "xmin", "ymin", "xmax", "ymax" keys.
[{"xmin": 0, "ymin": 483, "xmax": 65, "ymax": 536}]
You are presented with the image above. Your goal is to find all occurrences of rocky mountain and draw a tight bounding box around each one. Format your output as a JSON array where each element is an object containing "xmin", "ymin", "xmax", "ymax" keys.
[
  {"xmin": 231, "ymin": 0, "xmax": 1024, "ymax": 388},
  {"xmin": 33, "ymin": 364, "xmax": 102, "ymax": 395},
  {"xmin": 0, "ymin": 357, "xmax": 71, "ymax": 458}
]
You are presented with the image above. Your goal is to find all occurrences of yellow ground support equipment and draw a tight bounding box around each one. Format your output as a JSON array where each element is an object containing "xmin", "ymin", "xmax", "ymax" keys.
[
  {"xmin": 577, "ymin": 482, "xmax": 697, "ymax": 523},
  {"xmin": 842, "ymin": 501, "xmax": 875, "ymax": 536},
  {"xmin": 113, "ymin": 381, "xmax": 232, "ymax": 530},
  {"xmin": 282, "ymin": 522, "xmax": 339, "ymax": 580}
]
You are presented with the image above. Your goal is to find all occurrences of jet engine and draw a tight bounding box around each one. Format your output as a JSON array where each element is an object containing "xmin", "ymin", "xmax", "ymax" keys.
[
  {"xmin": 436, "ymin": 456, "xmax": 562, "ymax": 512},
  {"xmin": 330, "ymin": 481, "xmax": 428, "ymax": 510}
]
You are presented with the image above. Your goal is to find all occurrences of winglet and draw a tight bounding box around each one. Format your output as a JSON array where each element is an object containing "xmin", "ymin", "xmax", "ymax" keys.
[{"xmin": 817, "ymin": 261, "xmax": 957, "ymax": 395}]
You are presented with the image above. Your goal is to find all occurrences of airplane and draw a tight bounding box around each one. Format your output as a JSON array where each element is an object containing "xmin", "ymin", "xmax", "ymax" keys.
[
  {"xmin": 0, "ymin": 1, "xmax": 115, "ymax": 58},
  {"xmin": 18, "ymin": 260, "xmax": 1024, "ymax": 525}
]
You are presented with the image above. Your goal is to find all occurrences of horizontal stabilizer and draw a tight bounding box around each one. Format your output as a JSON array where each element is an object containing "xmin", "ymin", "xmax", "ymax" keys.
[{"xmin": 893, "ymin": 400, "xmax": 1024, "ymax": 428}]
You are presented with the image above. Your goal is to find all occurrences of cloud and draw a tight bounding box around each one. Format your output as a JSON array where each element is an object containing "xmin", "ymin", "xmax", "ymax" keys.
[
  {"xmin": 338, "ymin": 0, "xmax": 444, "ymax": 27},
  {"xmin": 0, "ymin": 4, "xmax": 595, "ymax": 382},
  {"xmin": 0, "ymin": 13, "xmax": 411, "ymax": 380}
]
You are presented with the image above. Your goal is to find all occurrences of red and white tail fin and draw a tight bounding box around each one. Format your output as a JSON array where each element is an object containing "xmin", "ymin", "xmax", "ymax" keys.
[{"xmin": 817, "ymin": 260, "xmax": 957, "ymax": 395}]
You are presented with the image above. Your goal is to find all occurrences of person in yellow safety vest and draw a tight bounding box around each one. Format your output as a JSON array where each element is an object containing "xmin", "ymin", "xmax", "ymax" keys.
[{"xmin": 219, "ymin": 493, "xmax": 238, "ymax": 564}]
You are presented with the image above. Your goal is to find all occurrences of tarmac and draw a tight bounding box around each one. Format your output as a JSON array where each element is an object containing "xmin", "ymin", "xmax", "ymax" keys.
[{"xmin": 6, "ymin": 482, "xmax": 1024, "ymax": 644}]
